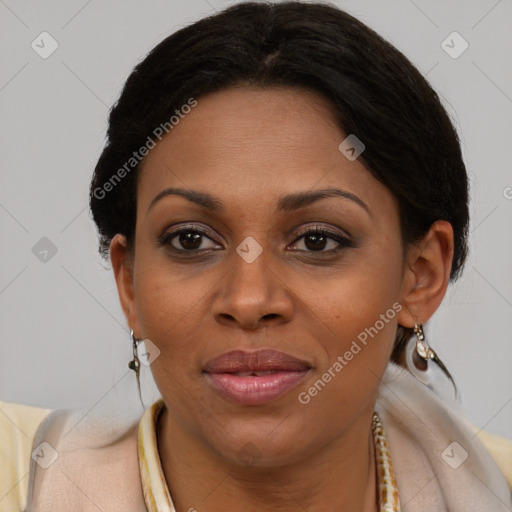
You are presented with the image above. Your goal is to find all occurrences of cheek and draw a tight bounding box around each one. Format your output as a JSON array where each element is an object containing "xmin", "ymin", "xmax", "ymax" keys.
[
  {"xmin": 295, "ymin": 270, "xmax": 402, "ymax": 430},
  {"xmin": 300, "ymin": 238, "xmax": 404, "ymax": 384},
  {"xmin": 133, "ymin": 265, "xmax": 207, "ymax": 409},
  {"xmin": 304, "ymin": 240, "xmax": 403, "ymax": 336},
  {"xmin": 132, "ymin": 255, "xmax": 203, "ymax": 364}
]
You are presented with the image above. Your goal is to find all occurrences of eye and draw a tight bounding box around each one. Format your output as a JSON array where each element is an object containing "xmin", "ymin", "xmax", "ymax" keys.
[
  {"xmin": 159, "ymin": 225, "xmax": 222, "ymax": 252},
  {"xmin": 289, "ymin": 227, "xmax": 353, "ymax": 254},
  {"xmin": 159, "ymin": 224, "xmax": 353, "ymax": 255}
]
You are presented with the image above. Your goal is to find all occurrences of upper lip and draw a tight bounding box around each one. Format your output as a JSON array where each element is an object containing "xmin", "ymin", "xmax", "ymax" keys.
[{"xmin": 204, "ymin": 349, "xmax": 311, "ymax": 373}]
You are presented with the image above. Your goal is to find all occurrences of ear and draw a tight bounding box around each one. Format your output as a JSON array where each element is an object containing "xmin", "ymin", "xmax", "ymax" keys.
[
  {"xmin": 397, "ymin": 220, "xmax": 454, "ymax": 328},
  {"xmin": 110, "ymin": 234, "xmax": 141, "ymax": 338}
]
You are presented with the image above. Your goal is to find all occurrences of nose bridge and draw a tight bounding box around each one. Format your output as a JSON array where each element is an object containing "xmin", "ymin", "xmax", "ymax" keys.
[
  {"xmin": 228, "ymin": 237, "xmax": 273, "ymax": 304},
  {"xmin": 212, "ymin": 236, "xmax": 293, "ymax": 328}
]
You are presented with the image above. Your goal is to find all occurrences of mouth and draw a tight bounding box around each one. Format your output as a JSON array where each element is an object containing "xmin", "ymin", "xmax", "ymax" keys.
[{"xmin": 203, "ymin": 349, "xmax": 312, "ymax": 405}]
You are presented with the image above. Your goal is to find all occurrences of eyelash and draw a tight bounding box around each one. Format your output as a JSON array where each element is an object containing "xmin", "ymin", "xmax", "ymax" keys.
[{"xmin": 158, "ymin": 224, "xmax": 354, "ymax": 256}]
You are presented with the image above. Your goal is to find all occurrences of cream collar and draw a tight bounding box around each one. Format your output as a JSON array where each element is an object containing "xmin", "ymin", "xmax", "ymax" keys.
[{"xmin": 138, "ymin": 399, "xmax": 401, "ymax": 511}]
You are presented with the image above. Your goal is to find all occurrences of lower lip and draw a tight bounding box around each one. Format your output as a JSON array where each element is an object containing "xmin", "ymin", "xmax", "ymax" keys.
[{"xmin": 205, "ymin": 370, "xmax": 309, "ymax": 405}]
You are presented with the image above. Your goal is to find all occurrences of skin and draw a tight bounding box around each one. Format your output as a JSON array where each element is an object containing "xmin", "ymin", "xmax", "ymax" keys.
[{"xmin": 111, "ymin": 86, "xmax": 454, "ymax": 512}]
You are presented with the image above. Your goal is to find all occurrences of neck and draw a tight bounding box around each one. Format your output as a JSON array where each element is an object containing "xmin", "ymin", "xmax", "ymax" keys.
[{"xmin": 156, "ymin": 407, "xmax": 378, "ymax": 512}]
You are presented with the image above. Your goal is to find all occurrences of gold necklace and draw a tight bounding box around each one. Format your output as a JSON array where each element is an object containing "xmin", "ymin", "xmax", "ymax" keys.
[
  {"xmin": 139, "ymin": 400, "xmax": 401, "ymax": 512},
  {"xmin": 372, "ymin": 412, "xmax": 401, "ymax": 511}
]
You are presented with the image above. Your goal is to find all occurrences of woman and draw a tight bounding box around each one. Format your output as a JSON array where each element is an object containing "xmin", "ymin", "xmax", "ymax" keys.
[{"xmin": 1, "ymin": 2, "xmax": 511, "ymax": 511}]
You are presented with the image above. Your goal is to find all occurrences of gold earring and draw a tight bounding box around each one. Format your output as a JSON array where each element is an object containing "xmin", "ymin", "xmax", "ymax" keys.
[
  {"xmin": 413, "ymin": 323, "xmax": 454, "ymax": 381},
  {"xmin": 129, "ymin": 329, "xmax": 143, "ymax": 406},
  {"xmin": 412, "ymin": 323, "xmax": 430, "ymax": 372},
  {"xmin": 414, "ymin": 324, "xmax": 433, "ymax": 360}
]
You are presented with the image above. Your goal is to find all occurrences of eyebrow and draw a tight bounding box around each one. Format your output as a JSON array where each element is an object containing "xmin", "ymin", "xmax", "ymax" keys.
[{"xmin": 147, "ymin": 187, "xmax": 370, "ymax": 214}]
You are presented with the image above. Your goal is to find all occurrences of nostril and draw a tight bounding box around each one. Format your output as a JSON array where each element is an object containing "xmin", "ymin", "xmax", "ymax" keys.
[{"xmin": 219, "ymin": 314, "xmax": 236, "ymax": 322}]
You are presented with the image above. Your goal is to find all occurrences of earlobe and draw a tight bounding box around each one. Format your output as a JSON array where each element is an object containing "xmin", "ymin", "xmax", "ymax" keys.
[
  {"xmin": 110, "ymin": 234, "xmax": 140, "ymax": 336},
  {"xmin": 397, "ymin": 220, "xmax": 454, "ymax": 328}
]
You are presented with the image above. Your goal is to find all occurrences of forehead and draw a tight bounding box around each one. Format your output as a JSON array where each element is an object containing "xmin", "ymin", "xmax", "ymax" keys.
[{"xmin": 137, "ymin": 86, "xmax": 396, "ymax": 216}]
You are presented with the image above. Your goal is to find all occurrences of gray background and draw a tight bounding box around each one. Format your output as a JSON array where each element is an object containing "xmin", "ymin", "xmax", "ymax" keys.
[{"xmin": 1, "ymin": 0, "xmax": 511, "ymax": 437}]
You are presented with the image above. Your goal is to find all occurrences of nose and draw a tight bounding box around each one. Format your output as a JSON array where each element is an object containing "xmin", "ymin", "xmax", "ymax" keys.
[{"xmin": 212, "ymin": 244, "xmax": 294, "ymax": 330}]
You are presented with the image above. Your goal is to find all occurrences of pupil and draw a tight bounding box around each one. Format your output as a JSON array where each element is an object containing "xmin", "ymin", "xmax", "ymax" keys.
[
  {"xmin": 305, "ymin": 233, "xmax": 326, "ymax": 251},
  {"xmin": 180, "ymin": 232, "xmax": 202, "ymax": 250}
]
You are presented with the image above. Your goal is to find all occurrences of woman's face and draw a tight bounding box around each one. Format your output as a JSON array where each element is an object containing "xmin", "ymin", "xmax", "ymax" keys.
[{"xmin": 123, "ymin": 86, "xmax": 413, "ymax": 465}]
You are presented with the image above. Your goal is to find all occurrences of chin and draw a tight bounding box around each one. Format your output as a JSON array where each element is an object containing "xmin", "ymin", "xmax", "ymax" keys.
[{"xmin": 200, "ymin": 409, "xmax": 318, "ymax": 468}]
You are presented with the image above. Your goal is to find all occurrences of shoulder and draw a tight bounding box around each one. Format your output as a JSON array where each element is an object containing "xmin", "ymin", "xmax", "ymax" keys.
[
  {"xmin": 474, "ymin": 428, "xmax": 512, "ymax": 490},
  {"xmin": 25, "ymin": 404, "xmax": 146, "ymax": 511},
  {"xmin": 378, "ymin": 363, "xmax": 512, "ymax": 490},
  {"xmin": 0, "ymin": 401, "xmax": 52, "ymax": 512},
  {"xmin": 376, "ymin": 363, "xmax": 512, "ymax": 510}
]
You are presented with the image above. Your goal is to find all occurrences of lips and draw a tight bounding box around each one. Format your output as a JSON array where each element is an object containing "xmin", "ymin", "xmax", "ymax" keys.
[
  {"xmin": 203, "ymin": 349, "xmax": 311, "ymax": 405},
  {"xmin": 204, "ymin": 349, "xmax": 310, "ymax": 373}
]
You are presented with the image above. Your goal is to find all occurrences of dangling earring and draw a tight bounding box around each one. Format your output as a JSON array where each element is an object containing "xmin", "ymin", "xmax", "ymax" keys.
[
  {"xmin": 406, "ymin": 323, "xmax": 457, "ymax": 397},
  {"xmin": 129, "ymin": 329, "xmax": 144, "ymax": 406},
  {"xmin": 413, "ymin": 323, "xmax": 452, "ymax": 376},
  {"xmin": 412, "ymin": 323, "xmax": 432, "ymax": 371}
]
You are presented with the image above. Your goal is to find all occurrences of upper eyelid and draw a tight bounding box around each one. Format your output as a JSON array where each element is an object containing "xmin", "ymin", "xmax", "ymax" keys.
[
  {"xmin": 164, "ymin": 223, "xmax": 219, "ymax": 240},
  {"xmin": 293, "ymin": 224, "xmax": 351, "ymax": 239}
]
